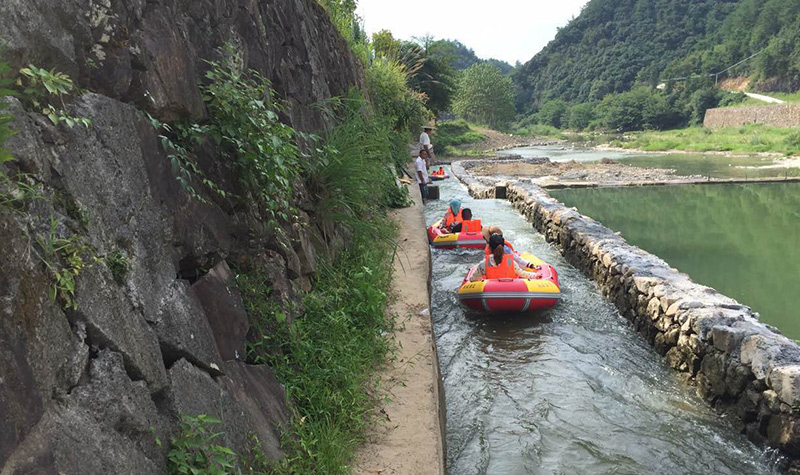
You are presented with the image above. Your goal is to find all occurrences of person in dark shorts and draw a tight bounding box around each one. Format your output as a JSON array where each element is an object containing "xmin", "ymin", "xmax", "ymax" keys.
[{"xmin": 415, "ymin": 149, "xmax": 432, "ymax": 203}]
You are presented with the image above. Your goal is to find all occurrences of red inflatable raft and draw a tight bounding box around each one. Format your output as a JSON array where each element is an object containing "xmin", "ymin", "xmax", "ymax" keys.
[
  {"xmin": 427, "ymin": 218, "xmax": 485, "ymax": 249},
  {"xmin": 457, "ymin": 252, "xmax": 561, "ymax": 312}
]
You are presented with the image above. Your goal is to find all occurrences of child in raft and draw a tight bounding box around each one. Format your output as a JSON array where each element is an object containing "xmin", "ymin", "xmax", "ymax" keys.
[
  {"xmin": 469, "ymin": 234, "xmax": 538, "ymax": 281},
  {"xmin": 439, "ymin": 199, "xmax": 462, "ymax": 231},
  {"xmin": 481, "ymin": 226, "xmax": 540, "ymax": 270}
]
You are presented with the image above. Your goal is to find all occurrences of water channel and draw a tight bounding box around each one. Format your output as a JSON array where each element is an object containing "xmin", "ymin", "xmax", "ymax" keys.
[
  {"xmin": 426, "ymin": 168, "xmax": 781, "ymax": 474},
  {"xmin": 498, "ymin": 144, "xmax": 800, "ymax": 179}
]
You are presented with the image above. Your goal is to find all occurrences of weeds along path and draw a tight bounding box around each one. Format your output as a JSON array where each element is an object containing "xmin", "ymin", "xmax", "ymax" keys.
[{"xmin": 352, "ymin": 169, "xmax": 445, "ymax": 475}]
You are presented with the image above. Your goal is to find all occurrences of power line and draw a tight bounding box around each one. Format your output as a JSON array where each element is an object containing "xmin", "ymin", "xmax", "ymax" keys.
[{"xmin": 658, "ymin": 47, "xmax": 769, "ymax": 85}]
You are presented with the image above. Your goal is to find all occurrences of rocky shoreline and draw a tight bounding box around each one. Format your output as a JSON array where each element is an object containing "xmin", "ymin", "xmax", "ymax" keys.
[{"xmin": 452, "ymin": 160, "xmax": 800, "ymax": 471}]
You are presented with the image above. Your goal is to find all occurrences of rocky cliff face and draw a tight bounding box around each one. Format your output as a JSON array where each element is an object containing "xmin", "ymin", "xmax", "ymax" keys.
[{"xmin": 0, "ymin": 0, "xmax": 363, "ymax": 473}]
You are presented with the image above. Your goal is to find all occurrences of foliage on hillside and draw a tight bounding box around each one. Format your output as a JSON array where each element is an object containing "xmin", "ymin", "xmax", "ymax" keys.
[
  {"xmin": 664, "ymin": 0, "xmax": 800, "ymax": 92},
  {"xmin": 430, "ymin": 39, "xmax": 513, "ymax": 73},
  {"xmin": 514, "ymin": 0, "xmax": 739, "ymax": 110},
  {"xmin": 453, "ymin": 63, "xmax": 515, "ymax": 128},
  {"xmin": 515, "ymin": 0, "xmax": 800, "ymax": 119}
]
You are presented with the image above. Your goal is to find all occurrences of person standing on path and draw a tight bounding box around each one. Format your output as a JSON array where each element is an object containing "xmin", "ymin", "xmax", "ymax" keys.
[
  {"xmin": 415, "ymin": 149, "xmax": 432, "ymax": 204},
  {"xmin": 419, "ymin": 126, "xmax": 434, "ymax": 168}
]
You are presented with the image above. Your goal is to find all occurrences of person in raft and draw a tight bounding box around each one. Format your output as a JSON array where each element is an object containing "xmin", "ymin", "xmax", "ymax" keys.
[
  {"xmin": 481, "ymin": 226, "xmax": 540, "ymax": 270},
  {"xmin": 470, "ymin": 234, "xmax": 537, "ymax": 281},
  {"xmin": 415, "ymin": 149, "xmax": 432, "ymax": 204},
  {"xmin": 458, "ymin": 208, "xmax": 482, "ymax": 233},
  {"xmin": 439, "ymin": 199, "xmax": 462, "ymax": 230}
]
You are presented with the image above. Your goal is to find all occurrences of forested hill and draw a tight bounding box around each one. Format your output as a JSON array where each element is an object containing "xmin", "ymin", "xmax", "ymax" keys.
[
  {"xmin": 514, "ymin": 0, "xmax": 800, "ymax": 112},
  {"xmin": 664, "ymin": 0, "xmax": 800, "ymax": 92},
  {"xmin": 514, "ymin": 0, "xmax": 738, "ymax": 109}
]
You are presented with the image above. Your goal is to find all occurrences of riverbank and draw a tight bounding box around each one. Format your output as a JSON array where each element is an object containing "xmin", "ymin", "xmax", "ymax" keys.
[
  {"xmin": 598, "ymin": 125, "xmax": 800, "ymax": 157},
  {"xmin": 450, "ymin": 160, "xmax": 800, "ymax": 470},
  {"xmin": 463, "ymin": 157, "xmax": 800, "ymax": 188},
  {"xmin": 352, "ymin": 173, "xmax": 446, "ymax": 475}
]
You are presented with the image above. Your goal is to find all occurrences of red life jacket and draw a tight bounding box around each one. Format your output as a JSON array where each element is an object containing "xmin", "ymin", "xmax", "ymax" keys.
[
  {"xmin": 461, "ymin": 219, "xmax": 482, "ymax": 233},
  {"xmin": 443, "ymin": 209, "xmax": 463, "ymax": 228},
  {"xmin": 485, "ymin": 254, "xmax": 516, "ymax": 279}
]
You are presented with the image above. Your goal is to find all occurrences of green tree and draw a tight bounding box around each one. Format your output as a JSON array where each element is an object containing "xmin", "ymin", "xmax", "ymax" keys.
[
  {"xmin": 366, "ymin": 57, "xmax": 430, "ymax": 133},
  {"xmin": 537, "ymin": 99, "xmax": 569, "ymax": 128},
  {"xmin": 567, "ymin": 103, "xmax": 596, "ymax": 130},
  {"xmin": 405, "ymin": 37, "xmax": 457, "ymax": 115},
  {"xmin": 372, "ymin": 29, "xmax": 401, "ymax": 59},
  {"xmin": 452, "ymin": 63, "xmax": 515, "ymax": 128}
]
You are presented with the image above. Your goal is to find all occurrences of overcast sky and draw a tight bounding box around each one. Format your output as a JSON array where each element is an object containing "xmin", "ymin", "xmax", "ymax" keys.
[{"xmin": 356, "ymin": 0, "xmax": 590, "ymax": 65}]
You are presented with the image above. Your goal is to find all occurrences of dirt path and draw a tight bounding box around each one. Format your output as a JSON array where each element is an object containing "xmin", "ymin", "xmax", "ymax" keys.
[{"xmin": 351, "ymin": 171, "xmax": 445, "ymax": 475}]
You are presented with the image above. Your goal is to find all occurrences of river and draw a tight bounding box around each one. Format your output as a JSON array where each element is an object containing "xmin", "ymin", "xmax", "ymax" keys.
[
  {"xmin": 498, "ymin": 144, "xmax": 800, "ymax": 179},
  {"xmin": 549, "ymin": 183, "xmax": 800, "ymax": 340},
  {"xmin": 426, "ymin": 168, "xmax": 782, "ymax": 474}
]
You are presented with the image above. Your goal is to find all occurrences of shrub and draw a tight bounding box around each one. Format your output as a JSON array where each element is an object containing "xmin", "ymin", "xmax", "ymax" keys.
[
  {"xmin": 166, "ymin": 414, "xmax": 238, "ymax": 475},
  {"xmin": 567, "ymin": 103, "xmax": 595, "ymax": 130},
  {"xmin": 689, "ymin": 88, "xmax": 723, "ymax": 124},
  {"xmin": 365, "ymin": 57, "xmax": 430, "ymax": 135},
  {"xmin": 201, "ymin": 48, "xmax": 304, "ymax": 223},
  {"xmin": 537, "ymin": 99, "xmax": 569, "ymax": 128}
]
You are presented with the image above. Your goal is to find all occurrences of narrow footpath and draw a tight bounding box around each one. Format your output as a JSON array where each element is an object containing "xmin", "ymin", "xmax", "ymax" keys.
[{"xmin": 352, "ymin": 172, "xmax": 445, "ymax": 475}]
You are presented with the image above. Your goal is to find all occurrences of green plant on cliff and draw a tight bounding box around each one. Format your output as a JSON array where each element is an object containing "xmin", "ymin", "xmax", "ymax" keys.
[
  {"xmin": 316, "ymin": 0, "xmax": 369, "ymax": 63},
  {"xmin": 36, "ymin": 217, "xmax": 99, "ymax": 310},
  {"xmin": 166, "ymin": 414, "xmax": 239, "ymax": 475},
  {"xmin": 237, "ymin": 88, "xmax": 423, "ymax": 472},
  {"xmin": 148, "ymin": 115, "xmax": 228, "ymax": 204},
  {"xmin": 0, "ymin": 61, "xmax": 14, "ymax": 163},
  {"xmin": 18, "ymin": 64, "xmax": 91, "ymax": 128},
  {"xmin": 200, "ymin": 51, "xmax": 307, "ymax": 223},
  {"xmin": 311, "ymin": 93, "xmax": 412, "ymax": 222}
]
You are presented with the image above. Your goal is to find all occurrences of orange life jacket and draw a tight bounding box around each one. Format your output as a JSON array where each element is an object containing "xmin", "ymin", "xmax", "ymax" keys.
[
  {"xmin": 443, "ymin": 209, "xmax": 463, "ymax": 227},
  {"xmin": 461, "ymin": 219, "xmax": 482, "ymax": 233},
  {"xmin": 485, "ymin": 254, "xmax": 516, "ymax": 279}
]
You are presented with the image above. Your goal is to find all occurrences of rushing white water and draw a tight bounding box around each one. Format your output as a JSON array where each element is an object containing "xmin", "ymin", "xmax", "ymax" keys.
[{"xmin": 425, "ymin": 167, "xmax": 783, "ymax": 475}]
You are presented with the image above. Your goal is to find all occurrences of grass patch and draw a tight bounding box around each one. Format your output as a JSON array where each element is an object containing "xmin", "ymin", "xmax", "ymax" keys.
[
  {"xmin": 238, "ymin": 221, "xmax": 397, "ymax": 475},
  {"xmin": 612, "ymin": 124, "xmax": 800, "ymax": 156},
  {"xmin": 434, "ymin": 119, "xmax": 486, "ymax": 156},
  {"xmin": 512, "ymin": 123, "xmax": 567, "ymax": 140}
]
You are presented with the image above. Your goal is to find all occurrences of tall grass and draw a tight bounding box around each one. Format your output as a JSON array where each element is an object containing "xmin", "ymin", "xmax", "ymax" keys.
[
  {"xmin": 310, "ymin": 94, "xmax": 410, "ymax": 226},
  {"xmin": 242, "ymin": 231, "xmax": 396, "ymax": 474},
  {"xmin": 238, "ymin": 92, "xmax": 411, "ymax": 474}
]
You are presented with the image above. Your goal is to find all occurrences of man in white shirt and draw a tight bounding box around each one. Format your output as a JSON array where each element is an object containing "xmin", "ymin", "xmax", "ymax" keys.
[
  {"xmin": 419, "ymin": 126, "xmax": 434, "ymax": 167},
  {"xmin": 415, "ymin": 149, "xmax": 432, "ymax": 203}
]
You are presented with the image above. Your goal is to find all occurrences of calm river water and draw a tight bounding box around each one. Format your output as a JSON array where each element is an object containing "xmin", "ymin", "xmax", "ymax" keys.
[
  {"xmin": 550, "ymin": 183, "xmax": 800, "ymax": 340},
  {"xmin": 426, "ymin": 169, "xmax": 782, "ymax": 474}
]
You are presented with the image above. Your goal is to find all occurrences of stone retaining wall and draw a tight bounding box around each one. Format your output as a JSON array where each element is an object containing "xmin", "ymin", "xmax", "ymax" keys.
[
  {"xmin": 704, "ymin": 104, "xmax": 800, "ymax": 129},
  {"xmin": 452, "ymin": 160, "xmax": 800, "ymax": 469}
]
